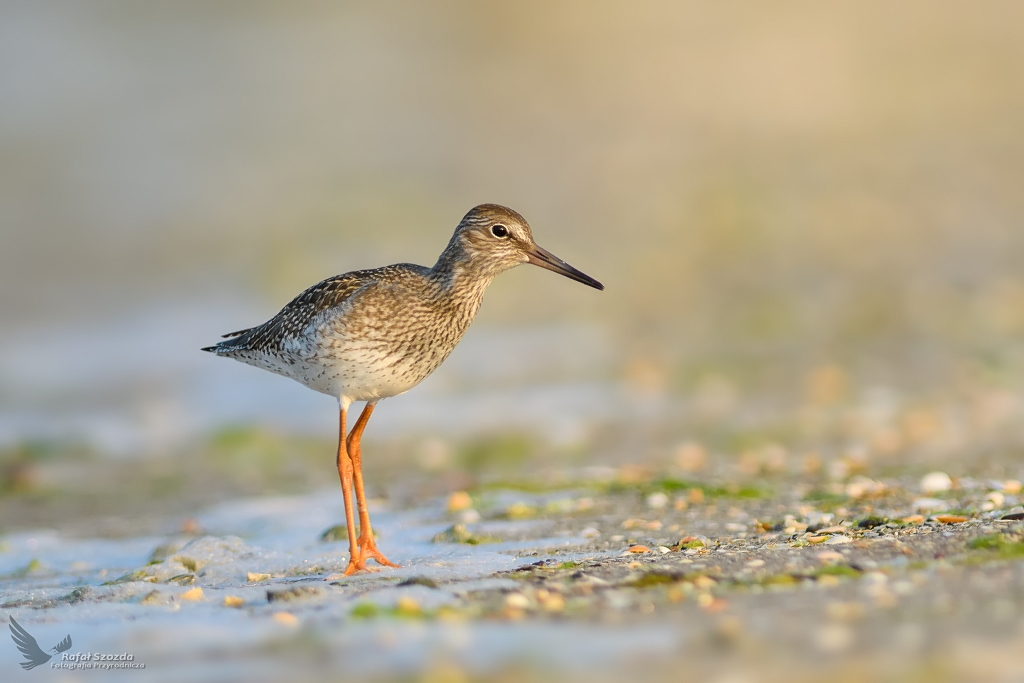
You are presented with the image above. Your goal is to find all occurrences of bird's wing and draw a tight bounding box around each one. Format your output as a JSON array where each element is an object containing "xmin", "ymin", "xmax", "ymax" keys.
[
  {"xmin": 220, "ymin": 327, "xmax": 253, "ymax": 339},
  {"xmin": 9, "ymin": 617, "xmax": 51, "ymax": 669},
  {"xmin": 54, "ymin": 634, "xmax": 72, "ymax": 652},
  {"xmin": 203, "ymin": 264, "xmax": 429, "ymax": 356},
  {"xmin": 203, "ymin": 270, "xmax": 379, "ymax": 355}
]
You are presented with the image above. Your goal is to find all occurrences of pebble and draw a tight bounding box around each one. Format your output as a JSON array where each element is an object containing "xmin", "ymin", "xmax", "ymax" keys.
[
  {"xmin": 986, "ymin": 491, "xmax": 1006, "ymax": 508},
  {"xmin": 627, "ymin": 545, "xmax": 651, "ymax": 553},
  {"xmin": 246, "ymin": 572, "xmax": 271, "ymax": 583},
  {"xmin": 845, "ymin": 476, "xmax": 885, "ymax": 499},
  {"xmin": 675, "ymin": 442, "xmax": 707, "ymax": 471},
  {"xmin": 396, "ymin": 597, "xmax": 422, "ymax": 615},
  {"xmin": 581, "ymin": 527, "xmax": 601, "ymax": 538},
  {"xmin": 746, "ymin": 559, "xmax": 766, "ymax": 568},
  {"xmin": 459, "ymin": 509, "xmax": 482, "ymax": 524},
  {"xmin": 505, "ymin": 593, "xmax": 530, "ymax": 609},
  {"xmin": 272, "ymin": 612, "xmax": 299, "ymax": 627},
  {"xmin": 934, "ymin": 514, "xmax": 969, "ymax": 524},
  {"xmin": 921, "ymin": 472, "xmax": 953, "ymax": 494},
  {"xmin": 537, "ymin": 591, "xmax": 565, "ymax": 612},
  {"xmin": 825, "ymin": 535, "xmax": 852, "ymax": 545},
  {"xmin": 816, "ymin": 551, "xmax": 844, "ymax": 564},
  {"xmin": 180, "ymin": 587, "xmax": 204, "ymax": 602},
  {"xmin": 806, "ymin": 511, "xmax": 834, "ymax": 527},
  {"xmin": 912, "ymin": 498, "xmax": 949, "ymax": 513},
  {"xmin": 622, "ymin": 519, "xmax": 662, "ymax": 531},
  {"xmin": 902, "ymin": 515, "xmax": 925, "ymax": 525},
  {"xmin": 180, "ymin": 518, "xmax": 203, "ymax": 535},
  {"xmin": 447, "ymin": 491, "xmax": 472, "ymax": 512},
  {"xmin": 647, "ymin": 492, "xmax": 669, "ymax": 509},
  {"xmin": 222, "ymin": 596, "xmax": 244, "ymax": 608},
  {"xmin": 667, "ymin": 586, "xmax": 687, "ymax": 603}
]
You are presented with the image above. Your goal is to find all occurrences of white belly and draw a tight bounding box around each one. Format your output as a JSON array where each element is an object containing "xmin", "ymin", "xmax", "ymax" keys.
[
  {"xmin": 228, "ymin": 277, "xmax": 481, "ymax": 404},
  {"xmin": 235, "ymin": 339, "xmax": 451, "ymax": 403}
]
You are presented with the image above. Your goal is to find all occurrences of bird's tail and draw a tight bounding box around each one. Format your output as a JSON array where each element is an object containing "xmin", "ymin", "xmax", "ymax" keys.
[{"xmin": 202, "ymin": 333, "xmax": 250, "ymax": 354}]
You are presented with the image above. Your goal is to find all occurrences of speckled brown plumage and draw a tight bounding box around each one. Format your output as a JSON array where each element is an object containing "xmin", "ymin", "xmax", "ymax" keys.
[
  {"xmin": 203, "ymin": 204, "xmax": 602, "ymax": 406},
  {"xmin": 203, "ymin": 203, "xmax": 602, "ymax": 574}
]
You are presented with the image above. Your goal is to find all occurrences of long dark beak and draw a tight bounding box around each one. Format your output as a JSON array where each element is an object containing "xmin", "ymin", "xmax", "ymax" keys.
[{"xmin": 526, "ymin": 244, "xmax": 604, "ymax": 290}]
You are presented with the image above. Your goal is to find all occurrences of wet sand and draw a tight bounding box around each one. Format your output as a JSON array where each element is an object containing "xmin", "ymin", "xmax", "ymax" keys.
[{"xmin": 4, "ymin": 475, "xmax": 1024, "ymax": 682}]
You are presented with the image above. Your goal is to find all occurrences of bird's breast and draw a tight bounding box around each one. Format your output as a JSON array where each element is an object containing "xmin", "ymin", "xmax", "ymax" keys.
[{"xmin": 310, "ymin": 284, "xmax": 483, "ymax": 400}]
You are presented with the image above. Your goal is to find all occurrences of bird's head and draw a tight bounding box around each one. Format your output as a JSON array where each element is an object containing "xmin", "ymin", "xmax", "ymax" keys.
[{"xmin": 437, "ymin": 204, "xmax": 603, "ymax": 290}]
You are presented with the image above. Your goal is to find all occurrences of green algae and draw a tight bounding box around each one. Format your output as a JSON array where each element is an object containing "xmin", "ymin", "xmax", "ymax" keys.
[
  {"xmin": 432, "ymin": 523, "xmax": 501, "ymax": 545},
  {"xmin": 967, "ymin": 533, "xmax": 1024, "ymax": 559}
]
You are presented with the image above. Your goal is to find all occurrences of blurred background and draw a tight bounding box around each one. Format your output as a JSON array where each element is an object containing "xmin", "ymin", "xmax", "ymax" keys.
[{"xmin": 3, "ymin": 1, "xmax": 1024, "ymax": 531}]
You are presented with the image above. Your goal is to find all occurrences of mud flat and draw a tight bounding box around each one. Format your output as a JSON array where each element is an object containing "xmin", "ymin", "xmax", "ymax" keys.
[{"xmin": 4, "ymin": 471, "xmax": 1024, "ymax": 682}]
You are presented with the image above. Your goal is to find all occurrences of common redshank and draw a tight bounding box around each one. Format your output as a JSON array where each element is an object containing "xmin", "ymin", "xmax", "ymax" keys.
[{"xmin": 203, "ymin": 204, "xmax": 603, "ymax": 574}]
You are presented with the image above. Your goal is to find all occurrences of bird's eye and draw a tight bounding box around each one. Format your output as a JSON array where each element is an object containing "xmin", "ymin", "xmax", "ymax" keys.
[{"xmin": 491, "ymin": 224, "xmax": 509, "ymax": 238}]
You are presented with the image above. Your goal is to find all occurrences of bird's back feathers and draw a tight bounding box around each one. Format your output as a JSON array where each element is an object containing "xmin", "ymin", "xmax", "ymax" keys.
[{"xmin": 202, "ymin": 264, "xmax": 427, "ymax": 357}]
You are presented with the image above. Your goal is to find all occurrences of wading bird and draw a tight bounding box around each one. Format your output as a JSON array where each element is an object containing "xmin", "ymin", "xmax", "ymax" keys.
[{"xmin": 203, "ymin": 205, "xmax": 603, "ymax": 574}]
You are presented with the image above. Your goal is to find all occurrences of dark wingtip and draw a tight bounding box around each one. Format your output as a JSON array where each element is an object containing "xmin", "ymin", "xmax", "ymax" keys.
[
  {"xmin": 221, "ymin": 328, "xmax": 252, "ymax": 338},
  {"xmin": 201, "ymin": 346, "xmax": 219, "ymax": 353}
]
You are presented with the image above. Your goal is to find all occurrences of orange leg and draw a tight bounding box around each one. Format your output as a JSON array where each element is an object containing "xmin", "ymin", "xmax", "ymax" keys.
[
  {"xmin": 346, "ymin": 402, "xmax": 399, "ymax": 569},
  {"xmin": 337, "ymin": 406, "xmax": 368, "ymax": 575}
]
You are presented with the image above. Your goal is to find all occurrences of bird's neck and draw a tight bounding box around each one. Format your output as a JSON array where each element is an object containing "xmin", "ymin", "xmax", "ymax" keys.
[{"xmin": 429, "ymin": 249, "xmax": 495, "ymax": 311}]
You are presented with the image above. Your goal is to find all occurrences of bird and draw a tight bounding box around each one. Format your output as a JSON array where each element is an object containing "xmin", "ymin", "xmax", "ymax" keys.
[
  {"xmin": 203, "ymin": 204, "xmax": 603, "ymax": 575},
  {"xmin": 8, "ymin": 617, "xmax": 72, "ymax": 670}
]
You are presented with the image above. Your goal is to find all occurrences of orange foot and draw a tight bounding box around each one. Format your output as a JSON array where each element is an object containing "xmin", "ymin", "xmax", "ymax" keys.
[
  {"xmin": 358, "ymin": 534, "xmax": 400, "ymax": 569},
  {"xmin": 342, "ymin": 550, "xmax": 381, "ymax": 576}
]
